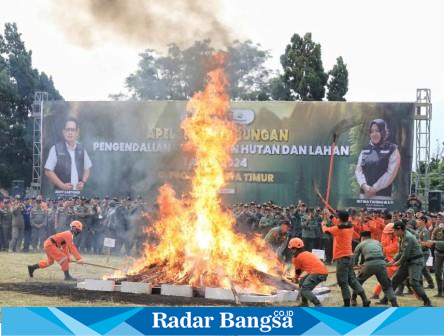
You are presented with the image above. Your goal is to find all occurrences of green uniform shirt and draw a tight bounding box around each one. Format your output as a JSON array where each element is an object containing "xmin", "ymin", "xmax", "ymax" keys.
[
  {"xmin": 31, "ymin": 207, "xmax": 47, "ymax": 226},
  {"xmin": 417, "ymin": 226, "xmax": 431, "ymax": 254},
  {"xmin": 354, "ymin": 239, "xmax": 385, "ymax": 264},
  {"xmin": 0, "ymin": 207, "xmax": 12, "ymax": 226},
  {"xmin": 394, "ymin": 230, "xmax": 423, "ymax": 265},
  {"xmin": 432, "ymin": 227, "xmax": 444, "ymax": 252},
  {"xmin": 264, "ymin": 226, "xmax": 288, "ymax": 249}
]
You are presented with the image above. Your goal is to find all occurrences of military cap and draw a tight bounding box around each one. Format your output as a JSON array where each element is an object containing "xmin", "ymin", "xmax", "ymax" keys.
[{"xmin": 280, "ymin": 219, "xmax": 290, "ymax": 226}]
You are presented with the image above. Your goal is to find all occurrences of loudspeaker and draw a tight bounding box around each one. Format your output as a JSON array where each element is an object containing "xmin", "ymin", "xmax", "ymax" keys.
[
  {"xmin": 11, "ymin": 180, "xmax": 25, "ymax": 198},
  {"xmin": 428, "ymin": 191, "xmax": 442, "ymax": 212}
]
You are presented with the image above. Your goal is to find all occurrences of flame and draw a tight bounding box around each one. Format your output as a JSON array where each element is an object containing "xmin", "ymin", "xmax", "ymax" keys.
[{"xmin": 127, "ymin": 53, "xmax": 281, "ymax": 293}]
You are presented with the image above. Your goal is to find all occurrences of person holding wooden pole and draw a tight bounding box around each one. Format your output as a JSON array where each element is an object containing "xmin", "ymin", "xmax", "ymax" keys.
[{"xmin": 27, "ymin": 220, "xmax": 84, "ymax": 281}]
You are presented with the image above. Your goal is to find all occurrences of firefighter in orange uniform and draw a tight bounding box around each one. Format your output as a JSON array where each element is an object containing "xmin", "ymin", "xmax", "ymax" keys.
[
  {"xmin": 27, "ymin": 220, "xmax": 84, "ymax": 281},
  {"xmin": 288, "ymin": 237, "xmax": 328, "ymax": 307},
  {"xmin": 371, "ymin": 222, "xmax": 399, "ymax": 298},
  {"xmin": 368, "ymin": 212, "xmax": 385, "ymax": 241}
]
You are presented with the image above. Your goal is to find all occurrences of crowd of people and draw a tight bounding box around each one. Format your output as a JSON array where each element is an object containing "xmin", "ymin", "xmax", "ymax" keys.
[
  {"xmin": 231, "ymin": 199, "xmax": 444, "ymax": 306},
  {"xmin": 0, "ymin": 195, "xmax": 150, "ymax": 255},
  {"xmin": 1, "ymin": 192, "xmax": 443, "ymax": 307}
]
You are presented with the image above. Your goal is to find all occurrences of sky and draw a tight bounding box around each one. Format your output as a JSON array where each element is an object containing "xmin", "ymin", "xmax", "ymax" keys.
[{"xmin": 1, "ymin": 0, "xmax": 443, "ymax": 154}]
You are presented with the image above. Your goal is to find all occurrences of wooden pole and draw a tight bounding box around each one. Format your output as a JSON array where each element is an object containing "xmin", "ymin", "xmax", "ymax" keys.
[
  {"xmin": 75, "ymin": 261, "xmax": 123, "ymax": 272},
  {"xmin": 325, "ymin": 133, "xmax": 337, "ymax": 204}
]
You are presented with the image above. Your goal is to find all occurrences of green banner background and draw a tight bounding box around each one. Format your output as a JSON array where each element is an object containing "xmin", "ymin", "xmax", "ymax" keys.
[{"xmin": 42, "ymin": 101, "xmax": 414, "ymax": 209}]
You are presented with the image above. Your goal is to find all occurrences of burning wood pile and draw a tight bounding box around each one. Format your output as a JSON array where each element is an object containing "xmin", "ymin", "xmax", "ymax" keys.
[{"xmin": 102, "ymin": 53, "xmax": 300, "ymax": 298}]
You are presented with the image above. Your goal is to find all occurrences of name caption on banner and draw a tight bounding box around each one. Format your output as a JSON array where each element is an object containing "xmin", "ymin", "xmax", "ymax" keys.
[{"xmin": 152, "ymin": 310, "xmax": 293, "ymax": 332}]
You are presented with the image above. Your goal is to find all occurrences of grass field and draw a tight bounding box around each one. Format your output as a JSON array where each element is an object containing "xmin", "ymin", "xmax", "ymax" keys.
[{"xmin": 0, "ymin": 251, "xmax": 442, "ymax": 320}]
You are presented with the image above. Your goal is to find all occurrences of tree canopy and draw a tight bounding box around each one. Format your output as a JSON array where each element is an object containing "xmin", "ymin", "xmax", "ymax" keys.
[
  {"xmin": 122, "ymin": 40, "xmax": 272, "ymax": 101},
  {"xmin": 0, "ymin": 23, "xmax": 62, "ymax": 189}
]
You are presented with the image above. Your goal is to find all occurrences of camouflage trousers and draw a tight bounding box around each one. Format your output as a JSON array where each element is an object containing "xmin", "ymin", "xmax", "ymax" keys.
[{"xmin": 391, "ymin": 258, "xmax": 429, "ymax": 301}]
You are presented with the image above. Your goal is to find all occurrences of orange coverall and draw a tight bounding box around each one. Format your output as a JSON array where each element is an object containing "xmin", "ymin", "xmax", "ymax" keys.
[
  {"xmin": 368, "ymin": 217, "xmax": 385, "ymax": 241},
  {"xmin": 38, "ymin": 231, "xmax": 82, "ymax": 272},
  {"xmin": 373, "ymin": 232, "xmax": 399, "ymax": 296}
]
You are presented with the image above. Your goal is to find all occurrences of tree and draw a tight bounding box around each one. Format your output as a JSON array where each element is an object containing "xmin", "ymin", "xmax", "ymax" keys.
[
  {"xmin": 0, "ymin": 23, "xmax": 62, "ymax": 189},
  {"xmin": 124, "ymin": 40, "xmax": 272, "ymax": 101},
  {"xmin": 327, "ymin": 56, "xmax": 348, "ymax": 101},
  {"xmin": 279, "ymin": 33, "xmax": 328, "ymax": 101}
]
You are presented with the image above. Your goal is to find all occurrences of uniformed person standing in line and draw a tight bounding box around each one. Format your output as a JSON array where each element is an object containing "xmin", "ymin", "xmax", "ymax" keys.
[
  {"xmin": 74, "ymin": 197, "xmax": 89, "ymax": 251},
  {"xmin": 301, "ymin": 208, "xmax": 320, "ymax": 252},
  {"xmin": 9, "ymin": 195, "xmax": 25, "ymax": 252},
  {"xmin": 351, "ymin": 231, "xmax": 399, "ymax": 307},
  {"xmin": 258, "ymin": 207, "xmax": 274, "ymax": 236},
  {"xmin": 387, "ymin": 221, "xmax": 432, "ymax": 306},
  {"xmin": 431, "ymin": 219, "xmax": 444, "ymax": 297},
  {"xmin": 0, "ymin": 198, "xmax": 12, "ymax": 250},
  {"xmin": 30, "ymin": 196, "xmax": 48, "ymax": 251},
  {"xmin": 46, "ymin": 200, "xmax": 56, "ymax": 236},
  {"xmin": 417, "ymin": 215, "xmax": 435, "ymax": 289},
  {"xmin": 322, "ymin": 210, "xmax": 370, "ymax": 307}
]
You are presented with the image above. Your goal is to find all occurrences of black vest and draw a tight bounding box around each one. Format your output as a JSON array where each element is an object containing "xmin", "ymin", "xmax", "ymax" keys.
[
  {"xmin": 54, "ymin": 142, "xmax": 84, "ymax": 184},
  {"xmin": 360, "ymin": 142, "xmax": 396, "ymax": 197}
]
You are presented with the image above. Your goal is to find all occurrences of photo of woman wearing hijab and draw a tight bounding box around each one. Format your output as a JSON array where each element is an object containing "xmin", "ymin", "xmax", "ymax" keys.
[{"xmin": 355, "ymin": 119, "xmax": 401, "ymax": 200}]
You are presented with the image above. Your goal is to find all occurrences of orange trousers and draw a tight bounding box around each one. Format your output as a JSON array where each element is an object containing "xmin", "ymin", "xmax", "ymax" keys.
[
  {"xmin": 38, "ymin": 240, "xmax": 70, "ymax": 272},
  {"xmin": 373, "ymin": 265, "xmax": 398, "ymax": 296}
]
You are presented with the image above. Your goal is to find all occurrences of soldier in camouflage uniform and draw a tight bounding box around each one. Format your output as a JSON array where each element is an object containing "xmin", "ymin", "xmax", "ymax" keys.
[
  {"xmin": 55, "ymin": 201, "xmax": 73, "ymax": 232},
  {"xmin": 301, "ymin": 208, "xmax": 321, "ymax": 252},
  {"xmin": 0, "ymin": 198, "xmax": 12, "ymax": 251},
  {"xmin": 264, "ymin": 220, "xmax": 290, "ymax": 261},
  {"xmin": 352, "ymin": 231, "xmax": 398, "ymax": 307},
  {"xmin": 258, "ymin": 207, "xmax": 275, "ymax": 236},
  {"xmin": 388, "ymin": 220, "xmax": 432, "ymax": 306},
  {"xmin": 46, "ymin": 200, "xmax": 56, "ymax": 236},
  {"xmin": 431, "ymin": 218, "xmax": 444, "ymax": 297},
  {"xmin": 9, "ymin": 195, "xmax": 25, "ymax": 252},
  {"xmin": 417, "ymin": 215, "xmax": 435, "ymax": 289},
  {"xmin": 90, "ymin": 197, "xmax": 103, "ymax": 254},
  {"xmin": 30, "ymin": 196, "xmax": 48, "ymax": 251},
  {"xmin": 74, "ymin": 198, "xmax": 90, "ymax": 251}
]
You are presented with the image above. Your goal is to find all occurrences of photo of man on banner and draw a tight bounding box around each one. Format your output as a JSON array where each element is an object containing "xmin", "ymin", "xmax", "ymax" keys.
[
  {"xmin": 355, "ymin": 119, "xmax": 401, "ymax": 200},
  {"xmin": 44, "ymin": 117, "xmax": 92, "ymax": 194}
]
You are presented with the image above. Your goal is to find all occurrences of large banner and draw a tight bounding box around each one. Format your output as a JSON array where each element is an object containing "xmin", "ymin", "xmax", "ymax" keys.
[{"xmin": 41, "ymin": 101, "xmax": 414, "ymax": 209}]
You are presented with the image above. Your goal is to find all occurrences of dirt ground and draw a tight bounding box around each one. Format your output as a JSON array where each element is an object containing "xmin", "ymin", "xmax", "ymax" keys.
[{"xmin": 0, "ymin": 251, "xmax": 443, "ymax": 320}]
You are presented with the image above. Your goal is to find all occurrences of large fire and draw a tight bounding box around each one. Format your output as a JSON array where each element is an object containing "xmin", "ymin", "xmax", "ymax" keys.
[{"xmin": 125, "ymin": 54, "xmax": 282, "ymax": 293}]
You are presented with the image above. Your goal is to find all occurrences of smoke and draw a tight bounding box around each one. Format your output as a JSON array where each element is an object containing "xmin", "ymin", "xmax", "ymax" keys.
[{"xmin": 50, "ymin": 0, "xmax": 234, "ymax": 49}]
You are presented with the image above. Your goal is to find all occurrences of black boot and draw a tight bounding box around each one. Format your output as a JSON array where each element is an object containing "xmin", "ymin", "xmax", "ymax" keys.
[
  {"xmin": 390, "ymin": 299, "xmax": 399, "ymax": 307},
  {"xmin": 423, "ymin": 298, "xmax": 433, "ymax": 307},
  {"xmin": 359, "ymin": 292, "xmax": 371, "ymax": 307},
  {"xmin": 343, "ymin": 299, "xmax": 350, "ymax": 307},
  {"xmin": 64, "ymin": 271, "xmax": 76, "ymax": 281},
  {"xmin": 28, "ymin": 264, "xmax": 39, "ymax": 278},
  {"xmin": 312, "ymin": 297, "xmax": 322, "ymax": 307},
  {"xmin": 435, "ymin": 279, "xmax": 443, "ymax": 297},
  {"xmin": 376, "ymin": 297, "xmax": 389, "ymax": 305}
]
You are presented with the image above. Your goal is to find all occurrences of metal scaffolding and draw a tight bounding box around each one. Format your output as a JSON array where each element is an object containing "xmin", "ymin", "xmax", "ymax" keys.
[
  {"xmin": 30, "ymin": 92, "xmax": 48, "ymax": 196},
  {"xmin": 412, "ymin": 88, "xmax": 432, "ymax": 207}
]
